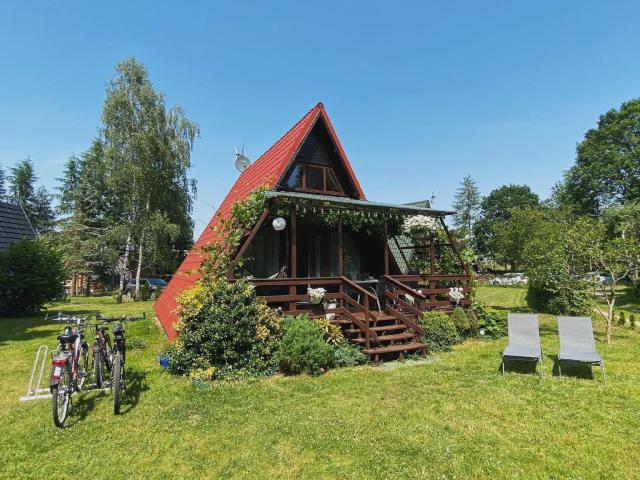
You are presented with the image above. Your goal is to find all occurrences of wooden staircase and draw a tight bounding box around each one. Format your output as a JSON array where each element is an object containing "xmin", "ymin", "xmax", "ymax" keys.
[{"xmin": 339, "ymin": 311, "xmax": 426, "ymax": 361}]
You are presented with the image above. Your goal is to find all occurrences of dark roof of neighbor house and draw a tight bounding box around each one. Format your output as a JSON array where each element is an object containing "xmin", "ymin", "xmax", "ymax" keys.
[
  {"xmin": 154, "ymin": 102, "xmax": 365, "ymax": 339},
  {"xmin": 0, "ymin": 202, "xmax": 36, "ymax": 251}
]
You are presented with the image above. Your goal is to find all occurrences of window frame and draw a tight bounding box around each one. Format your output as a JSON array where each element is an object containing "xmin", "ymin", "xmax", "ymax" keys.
[{"xmin": 293, "ymin": 163, "xmax": 345, "ymax": 196}]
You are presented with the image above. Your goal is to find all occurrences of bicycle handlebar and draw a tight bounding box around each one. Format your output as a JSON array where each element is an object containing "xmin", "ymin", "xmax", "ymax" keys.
[{"xmin": 95, "ymin": 312, "xmax": 146, "ymax": 323}]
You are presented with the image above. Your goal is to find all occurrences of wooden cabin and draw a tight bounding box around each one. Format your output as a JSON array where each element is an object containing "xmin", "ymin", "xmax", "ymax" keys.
[{"xmin": 155, "ymin": 103, "xmax": 471, "ymax": 360}]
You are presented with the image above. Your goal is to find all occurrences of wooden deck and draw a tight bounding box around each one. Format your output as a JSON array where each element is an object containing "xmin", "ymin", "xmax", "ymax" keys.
[{"xmin": 248, "ymin": 274, "xmax": 471, "ymax": 361}]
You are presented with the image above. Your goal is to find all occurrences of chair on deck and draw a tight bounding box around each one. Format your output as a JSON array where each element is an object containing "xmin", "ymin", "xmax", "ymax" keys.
[
  {"xmin": 557, "ymin": 316, "xmax": 606, "ymax": 384},
  {"xmin": 501, "ymin": 313, "xmax": 543, "ymax": 377}
]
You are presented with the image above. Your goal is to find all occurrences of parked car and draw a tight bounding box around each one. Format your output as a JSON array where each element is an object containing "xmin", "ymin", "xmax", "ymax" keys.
[
  {"xmin": 124, "ymin": 278, "xmax": 167, "ymax": 299},
  {"xmin": 584, "ymin": 272, "xmax": 614, "ymax": 285},
  {"xmin": 491, "ymin": 273, "xmax": 528, "ymax": 286}
]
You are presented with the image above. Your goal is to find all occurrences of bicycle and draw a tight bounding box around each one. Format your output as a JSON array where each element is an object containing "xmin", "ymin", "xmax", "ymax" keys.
[
  {"xmin": 47, "ymin": 312, "xmax": 90, "ymax": 428},
  {"xmin": 96, "ymin": 312, "xmax": 146, "ymax": 414},
  {"xmin": 90, "ymin": 317, "xmax": 113, "ymax": 389}
]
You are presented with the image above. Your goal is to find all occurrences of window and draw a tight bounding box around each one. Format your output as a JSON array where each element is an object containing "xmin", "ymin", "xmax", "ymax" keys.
[{"xmin": 288, "ymin": 164, "xmax": 344, "ymax": 195}]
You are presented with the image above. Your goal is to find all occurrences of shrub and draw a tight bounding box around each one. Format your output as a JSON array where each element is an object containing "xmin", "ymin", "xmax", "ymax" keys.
[
  {"xmin": 333, "ymin": 343, "xmax": 368, "ymax": 368},
  {"xmin": 467, "ymin": 309, "xmax": 480, "ymax": 333},
  {"xmin": 451, "ymin": 307, "xmax": 471, "ymax": 335},
  {"xmin": 0, "ymin": 239, "xmax": 66, "ymax": 317},
  {"xmin": 140, "ymin": 283, "xmax": 151, "ymax": 301},
  {"xmin": 527, "ymin": 278, "xmax": 590, "ymax": 316},
  {"xmin": 278, "ymin": 315, "xmax": 335, "ymax": 375},
  {"xmin": 630, "ymin": 314, "xmax": 636, "ymax": 330},
  {"xmin": 314, "ymin": 318, "xmax": 345, "ymax": 346},
  {"xmin": 479, "ymin": 310, "xmax": 508, "ymax": 338},
  {"xmin": 164, "ymin": 278, "xmax": 282, "ymax": 378},
  {"xmin": 618, "ymin": 311, "xmax": 626, "ymax": 327},
  {"xmin": 419, "ymin": 311, "xmax": 459, "ymax": 352}
]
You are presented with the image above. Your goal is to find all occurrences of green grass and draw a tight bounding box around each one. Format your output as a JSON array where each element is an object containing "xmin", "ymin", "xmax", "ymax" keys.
[{"xmin": 2, "ymin": 290, "xmax": 640, "ymax": 479}]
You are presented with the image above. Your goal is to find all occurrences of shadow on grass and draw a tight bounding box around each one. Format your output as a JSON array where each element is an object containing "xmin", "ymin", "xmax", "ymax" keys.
[
  {"xmin": 499, "ymin": 357, "xmax": 541, "ymax": 376},
  {"xmin": 550, "ymin": 356, "xmax": 596, "ymax": 380},
  {"xmin": 63, "ymin": 368, "xmax": 149, "ymax": 427},
  {"xmin": 119, "ymin": 367, "xmax": 150, "ymax": 415}
]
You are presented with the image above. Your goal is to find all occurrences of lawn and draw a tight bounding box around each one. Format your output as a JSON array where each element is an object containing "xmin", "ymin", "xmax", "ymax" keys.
[{"xmin": 2, "ymin": 288, "xmax": 640, "ymax": 479}]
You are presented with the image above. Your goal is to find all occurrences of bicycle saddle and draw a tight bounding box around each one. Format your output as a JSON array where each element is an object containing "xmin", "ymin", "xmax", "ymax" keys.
[{"xmin": 57, "ymin": 333, "xmax": 78, "ymax": 343}]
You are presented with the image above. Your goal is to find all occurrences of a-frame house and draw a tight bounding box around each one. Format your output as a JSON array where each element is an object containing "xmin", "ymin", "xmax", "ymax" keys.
[{"xmin": 155, "ymin": 103, "xmax": 471, "ymax": 360}]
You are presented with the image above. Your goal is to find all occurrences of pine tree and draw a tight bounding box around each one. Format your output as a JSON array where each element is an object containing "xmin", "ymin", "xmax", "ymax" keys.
[
  {"xmin": 8, "ymin": 158, "xmax": 54, "ymax": 233},
  {"xmin": 453, "ymin": 175, "xmax": 481, "ymax": 239}
]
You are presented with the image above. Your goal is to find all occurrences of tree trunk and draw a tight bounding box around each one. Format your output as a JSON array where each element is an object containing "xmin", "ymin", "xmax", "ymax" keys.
[
  {"xmin": 135, "ymin": 231, "xmax": 145, "ymax": 301},
  {"xmin": 71, "ymin": 274, "xmax": 77, "ymax": 297},
  {"xmin": 118, "ymin": 234, "xmax": 132, "ymax": 292}
]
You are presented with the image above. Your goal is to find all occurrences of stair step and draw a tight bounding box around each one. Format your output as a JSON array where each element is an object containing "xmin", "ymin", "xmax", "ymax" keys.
[
  {"xmin": 352, "ymin": 332, "xmax": 416, "ymax": 344},
  {"xmin": 344, "ymin": 324, "xmax": 407, "ymax": 335},
  {"xmin": 351, "ymin": 312, "xmax": 395, "ymax": 322},
  {"xmin": 363, "ymin": 342, "xmax": 427, "ymax": 355}
]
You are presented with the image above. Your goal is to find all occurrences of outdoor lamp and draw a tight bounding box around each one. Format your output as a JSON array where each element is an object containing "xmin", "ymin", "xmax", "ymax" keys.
[{"xmin": 272, "ymin": 217, "xmax": 286, "ymax": 231}]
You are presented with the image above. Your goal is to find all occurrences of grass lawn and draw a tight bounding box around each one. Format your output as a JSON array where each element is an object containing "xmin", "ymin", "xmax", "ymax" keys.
[{"xmin": 2, "ymin": 288, "xmax": 640, "ymax": 479}]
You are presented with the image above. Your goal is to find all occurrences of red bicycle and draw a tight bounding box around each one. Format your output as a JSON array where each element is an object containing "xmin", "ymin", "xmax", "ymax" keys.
[{"xmin": 48, "ymin": 313, "xmax": 90, "ymax": 428}]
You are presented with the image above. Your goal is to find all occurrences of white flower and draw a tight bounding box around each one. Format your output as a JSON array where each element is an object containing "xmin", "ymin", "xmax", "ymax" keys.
[
  {"xmin": 307, "ymin": 287, "xmax": 326, "ymax": 304},
  {"xmin": 403, "ymin": 215, "xmax": 438, "ymax": 235},
  {"xmin": 448, "ymin": 287, "xmax": 464, "ymax": 304}
]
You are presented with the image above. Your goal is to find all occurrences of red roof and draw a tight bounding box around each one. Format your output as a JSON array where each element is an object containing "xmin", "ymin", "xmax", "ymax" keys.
[{"xmin": 154, "ymin": 103, "xmax": 365, "ymax": 339}]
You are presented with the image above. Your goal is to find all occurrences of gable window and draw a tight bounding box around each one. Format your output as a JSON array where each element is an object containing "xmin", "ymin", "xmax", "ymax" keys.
[{"xmin": 288, "ymin": 163, "xmax": 344, "ymax": 195}]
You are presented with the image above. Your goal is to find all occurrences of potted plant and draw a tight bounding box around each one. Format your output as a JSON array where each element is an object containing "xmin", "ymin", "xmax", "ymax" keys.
[
  {"xmin": 307, "ymin": 287, "xmax": 326, "ymax": 305},
  {"xmin": 324, "ymin": 299, "xmax": 338, "ymax": 320},
  {"xmin": 448, "ymin": 287, "xmax": 464, "ymax": 305}
]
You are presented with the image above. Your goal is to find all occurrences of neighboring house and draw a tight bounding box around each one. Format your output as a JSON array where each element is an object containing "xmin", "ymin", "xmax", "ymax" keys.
[
  {"xmin": 0, "ymin": 201, "xmax": 36, "ymax": 251},
  {"xmin": 155, "ymin": 103, "xmax": 471, "ymax": 360}
]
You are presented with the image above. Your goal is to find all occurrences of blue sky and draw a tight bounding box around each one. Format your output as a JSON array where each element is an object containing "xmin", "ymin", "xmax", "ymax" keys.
[{"xmin": 1, "ymin": 1, "xmax": 639, "ymax": 236}]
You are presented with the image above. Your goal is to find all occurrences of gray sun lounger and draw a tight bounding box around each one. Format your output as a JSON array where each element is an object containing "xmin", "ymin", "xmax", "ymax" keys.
[
  {"xmin": 501, "ymin": 313, "xmax": 543, "ymax": 377},
  {"xmin": 557, "ymin": 316, "xmax": 606, "ymax": 384}
]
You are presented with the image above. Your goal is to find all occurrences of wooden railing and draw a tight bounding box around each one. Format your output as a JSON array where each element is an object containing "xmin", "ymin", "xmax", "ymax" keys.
[
  {"xmin": 388, "ymin": 274, "xmax": 472, "ymax": 310},
  {"xmin": 248, "ymin": 276, "xmax": 378, "ymax": 350}
]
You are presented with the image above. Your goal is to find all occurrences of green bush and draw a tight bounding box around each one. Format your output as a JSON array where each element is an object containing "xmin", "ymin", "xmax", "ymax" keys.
[
  {"xmin": 165, "ymin": 278, "xmax": 282, "ymax": 378},
  {"xmin": 451, "ymin": 307, "xmax": 471, "ymax": 335},
  {"xmin": 618, "ymin": 311, "xmax": 626, "ymax": 327},
  {"xmin": 278, "ymin": 315, "xmax": 335, "ymax": 375},
  {"xmin": 471, "ymin": 300, "xmax": 507, "ymax": 338},
  {"xmin": 333, "ymin": 343, "xmax": 368, "ymax": 368},
  {"xmin": 419, "ymin": 311, "xmax": 459, "ymax": 352},
  {"xmin": 140, "ymin": 283, "xmax": 151, "ymax": 301},
  {"xmin": 527, "ymin": 278, "xmax": 590, "ymax": 316},
  {"xmin": 630, "ymin": 314, "xmax": 636, "ymax": 330},
  {"xmin": 314, "ymin": 318, "xmax": 345, "ymax": 346},
  {"xmin": 467, "ymin": 309, "xmax": 480, "ymax": 333},
  {"xmin": 0, "ymin": 239, "xmax": 66, "ymax": 317}
]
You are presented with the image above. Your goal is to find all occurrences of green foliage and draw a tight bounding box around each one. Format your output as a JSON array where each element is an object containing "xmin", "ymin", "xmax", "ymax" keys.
[
  {"xmin": 314, "ymin": 318, "xmax": 346, "ymax": 346},
  {"xmin": 7, "ymin": 158, "xmax": 54, "ymax": 234},
  {"xmin": 630, "ymin": 314, "xmax": 636, "ymax": 329},
  {"xmin": 0, "ymin": 239, "xmax": 66, "ymax": 316},
  {"xmin": 473, "ymin": 184, "xmax": 540, "ymax": 259},
  {"xmin": 453, "ymin": 175, "xmax": 481, "ymax": 238},
  {"xmin": 562, "ymin": 98, "xmax": 640, "ymax": 214},
  {"xmin": 471, "ymin": 300, "xmax": 507, "ymax": 338},
  {"xmin": 165, "ymin": 278, "xmax": 282, "ymax": 378},
  {"xmin": 419, "ymin": 311, "xmax": 459, "ymax": 352},
  {"xmin": 140, "ymin": 283, "xmax": 151, "ymax": 301},
  {"xmin": 451, "ymin": 306, "xmax": 471, "ymax": 335},
  {"xmin": 333, "ymin": 343, "xmax": 368, "ymax": 368},
  {"xmin": 618, "ymin": 311, "xmax": 626, "ymax": 327},
  {"xmin": 467, "ymin": 308, "xmax": 480, "ymax": 333},
  {"xmin": 278, "ymin": 315, "xmax": 335, "ymax": 375}
]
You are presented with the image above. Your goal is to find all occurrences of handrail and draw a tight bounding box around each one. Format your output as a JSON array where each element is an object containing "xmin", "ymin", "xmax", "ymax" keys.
[
  {"xmin": 384, "ymin": 289, "xmax": 424, "ymax": 319},
  {"xmin": 383, "ymin": 275, "xmax": 427, "ymax": 300},
  {"xmin": 386, "ymin": 304, "xmax": 425, "ymax": 336}
]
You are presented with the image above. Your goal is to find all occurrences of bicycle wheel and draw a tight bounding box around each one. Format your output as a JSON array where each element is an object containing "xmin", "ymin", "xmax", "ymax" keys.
[
  {"xmin": 112, "ymin": 352, "xmax": 122, "ymax": 414},
  {"xmin": 52, "ymin": 367, "xmax": 71, "ymax": 428},
  {"xmin": 77, "ymin": 345, "xmax": 89, "ymax": 390},
  {"xmin": 93, "ymin": 350, "xmax": 102, "ymax": 388}
]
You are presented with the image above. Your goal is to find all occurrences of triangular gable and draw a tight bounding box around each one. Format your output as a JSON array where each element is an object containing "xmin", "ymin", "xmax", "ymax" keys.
[
  {"xmin": 154, "ymin": 102, "xmax": 365, "ymax": 339},
  {"xmin": 278, "ymin": 116, "xmax": 363, "ymax": 198}
]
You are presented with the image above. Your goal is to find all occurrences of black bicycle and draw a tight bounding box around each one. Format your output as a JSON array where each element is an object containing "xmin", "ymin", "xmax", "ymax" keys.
[
  {"xmin": 91, "ymin": 317, "xmax": 113, "ymax": 388},
  {"xmin": 96, "ymin": 312, "xmax": 145, "ymax": 414}
]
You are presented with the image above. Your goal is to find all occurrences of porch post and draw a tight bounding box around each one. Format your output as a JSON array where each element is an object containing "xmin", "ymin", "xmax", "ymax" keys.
[
  {"xmin": 383, "ymin": 219, "xmax": 389, "ymax": 275},
  {"xmin": 290, "ymin": 204, "xmax": 297, "ymax": 313},
  {"xmin": 338, "ymin": 214, "xmax": 344, "ymax": 277}
]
